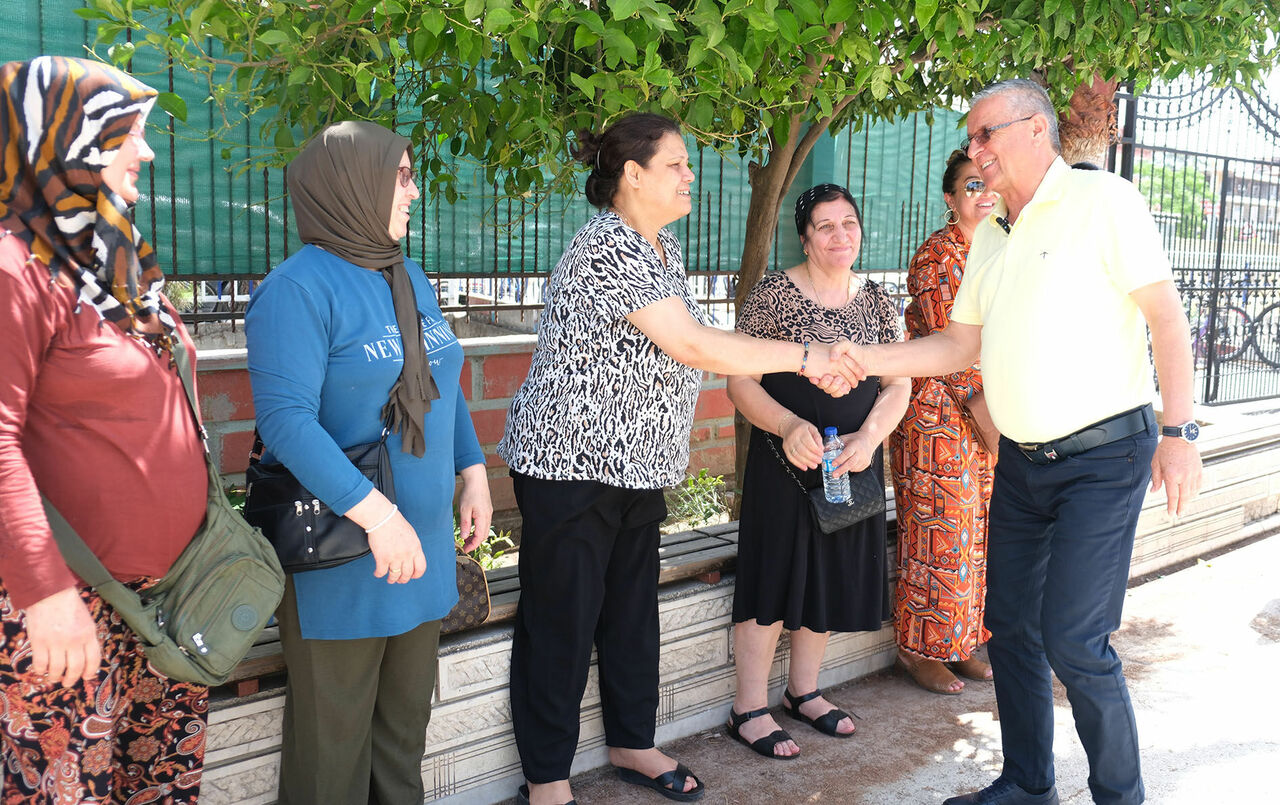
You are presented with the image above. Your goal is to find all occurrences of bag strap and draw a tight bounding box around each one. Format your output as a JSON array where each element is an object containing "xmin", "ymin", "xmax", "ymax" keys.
[
  {"xmin": 938, "ymin": 378, "xmax": 991, "ymax": 451},
  {"xmin": 939, "ymin": 377, "xmax": 969, "ymax": 417},
  {"xmin": 766, "ymin": 341, "xmax": 840, "ymax": 496},
  {"xmin": 249, "ymin": 408, "xmax": 393, "ymax": 465},
  {"xmin": 41, "ymin": 337, "xmax": 208, "ymax": 622},
  {"xmin": 41, "ymin": 497, "xmax": 130, "ymax": 593},
  {"xmin": 764, "ymin": 432, "xmax": 810, "ymax": 494}
]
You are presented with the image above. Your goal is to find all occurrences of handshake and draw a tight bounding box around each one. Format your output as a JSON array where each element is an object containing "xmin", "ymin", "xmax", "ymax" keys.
[{"xmin": 802, "ymin": 341, "xmax": 868, "ymax": 398}]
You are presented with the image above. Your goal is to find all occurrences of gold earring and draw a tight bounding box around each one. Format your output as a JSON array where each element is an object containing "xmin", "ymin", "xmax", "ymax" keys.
[{"xmin": 943, "ymin": 207, "xmax": 958, "ymax": 225}]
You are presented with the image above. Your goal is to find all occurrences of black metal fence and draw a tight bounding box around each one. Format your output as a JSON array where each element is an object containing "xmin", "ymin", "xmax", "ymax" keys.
[
  {"xmin": 1115, "ymin": 78, "xmax": 1280, "ymax": 405},
  {"xmin": 9, "ymin": 7, "xmax": 1280, "ymax": 405},
  {"xmin": 2, "ymin": 1, "xmax": 968, "ymax": 336}
]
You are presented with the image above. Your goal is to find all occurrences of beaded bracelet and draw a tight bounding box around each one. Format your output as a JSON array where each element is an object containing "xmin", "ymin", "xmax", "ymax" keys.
[
  {"xmin": 365, "ymin": 504, "xmax": 399, "ymax": 534},
  {"xmin": 798, "ymin": 340, "xmax": 810, "ymax": 376}
]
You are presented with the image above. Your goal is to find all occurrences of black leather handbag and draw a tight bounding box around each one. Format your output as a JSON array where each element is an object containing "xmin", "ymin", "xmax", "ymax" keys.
[
  {"xmin": 243, "ymin": 428, "xmax": 393, "ymax": 573},
  {"xmin": 766, "ymin": 432, "xmax": 885, "ymax": 535}
]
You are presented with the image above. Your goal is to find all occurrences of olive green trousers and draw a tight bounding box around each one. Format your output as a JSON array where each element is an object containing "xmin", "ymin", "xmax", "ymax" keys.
[{"xmin": 276, "ymin": 578, "xmax": 441, "ymax": 805}]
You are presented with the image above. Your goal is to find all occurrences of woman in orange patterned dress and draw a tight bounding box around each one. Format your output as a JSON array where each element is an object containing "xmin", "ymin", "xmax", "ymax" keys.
[{"xmin": 889, "ymin": 149, "xmax": 1002, "ymax": 694}]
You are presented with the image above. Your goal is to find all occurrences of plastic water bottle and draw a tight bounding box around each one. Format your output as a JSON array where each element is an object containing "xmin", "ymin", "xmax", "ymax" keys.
[{"xmin": 822, "ymin": 426, "xmax": 851, "ymax": 503}]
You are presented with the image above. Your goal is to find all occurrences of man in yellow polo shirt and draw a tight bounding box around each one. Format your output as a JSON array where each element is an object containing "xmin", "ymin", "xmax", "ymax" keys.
[{"xmin": 845, "ymin": 79, "xmax": 1202, "ymax": 805}]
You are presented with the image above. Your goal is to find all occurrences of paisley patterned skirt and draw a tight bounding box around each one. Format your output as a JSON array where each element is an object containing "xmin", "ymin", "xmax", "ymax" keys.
[{"xmin": 1, "ymin": 578, "xmax": 206, "ymax": 804}]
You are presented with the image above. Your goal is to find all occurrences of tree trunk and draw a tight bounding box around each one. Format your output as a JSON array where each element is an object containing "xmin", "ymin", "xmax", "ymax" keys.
[
  {"xmin": 1059, "ymin": 74, "xmax": 1119, "ymax": 167},
  {"xmin": 733, "ymin": 155, "xmax": 793, "ymax": 309},
  {"xmin": 728, "ymin": 127, "xmax": 819, "ymax": 513}
]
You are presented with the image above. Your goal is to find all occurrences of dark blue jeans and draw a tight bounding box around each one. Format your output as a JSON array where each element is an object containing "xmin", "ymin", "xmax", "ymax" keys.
[{"xmin": 986, "ymin": 420, "xmax": 1157, "ymax": 805}]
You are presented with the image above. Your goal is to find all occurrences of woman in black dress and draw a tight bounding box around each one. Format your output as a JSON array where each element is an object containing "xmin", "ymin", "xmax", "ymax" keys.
[{"xmin": 726, "ymin": 184, "xmax": 909, "ymax": 759}]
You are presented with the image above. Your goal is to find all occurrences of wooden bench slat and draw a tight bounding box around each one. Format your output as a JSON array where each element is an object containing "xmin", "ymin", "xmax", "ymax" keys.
[
  {"xmin": 218, "ymin": 514, "xmax": 898, "ymax": 694},
  {"xmin": 658, "ymin": 536, "xmax": 733, "ymax": 559},
  {"xmin": 657, "ymin": 546, "xmax": 738, "ymax": 584}
]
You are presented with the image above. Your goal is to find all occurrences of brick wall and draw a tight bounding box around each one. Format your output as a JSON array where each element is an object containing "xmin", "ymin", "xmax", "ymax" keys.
[{"xmin": 196, "ymin": 336, "xmax": 738, "ymax": 532}]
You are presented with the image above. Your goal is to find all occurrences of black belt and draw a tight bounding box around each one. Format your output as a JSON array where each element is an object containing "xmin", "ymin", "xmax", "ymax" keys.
[{"xmin": 1014, "ymin": 404, "xmax": 1153, "ymax": 465}]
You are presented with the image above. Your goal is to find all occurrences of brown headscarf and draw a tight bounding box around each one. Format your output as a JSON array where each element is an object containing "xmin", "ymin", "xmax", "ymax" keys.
[
  {"xmin": 287, "ymin": 121, "xmax": 439, "ymax": 457},
  {"xmin": 0, "ymin": 56, "xmax": 176, "ymax": 347}
]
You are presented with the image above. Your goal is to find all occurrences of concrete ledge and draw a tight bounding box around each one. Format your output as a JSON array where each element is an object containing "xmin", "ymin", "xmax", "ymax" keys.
[{"xmin": 199, "ymin": 405, "xmax": 1280, "ymax": 804}]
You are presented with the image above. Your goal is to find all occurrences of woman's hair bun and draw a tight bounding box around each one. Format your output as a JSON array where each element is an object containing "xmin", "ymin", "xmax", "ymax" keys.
[
  {"xmin": 572, "ymin": 129, "xmax": 603, "ymax": 168},
  {"xmin": 942, "ymin": 148, "xmax": 972, "ymax": 195}
]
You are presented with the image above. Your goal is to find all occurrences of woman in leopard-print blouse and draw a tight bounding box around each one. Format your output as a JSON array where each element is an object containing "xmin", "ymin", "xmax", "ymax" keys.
[
  {"xmin": 497, "ymin": 116, "xmax": 861, "ymax": 805},
  {"xmin": 725, "ymin": 184, "xmax": 910, "ymax": 761}
]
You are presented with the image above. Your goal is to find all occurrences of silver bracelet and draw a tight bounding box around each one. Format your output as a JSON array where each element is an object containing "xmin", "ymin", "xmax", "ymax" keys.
[{"xmin": 365, "ymin": 504, "xmax": 399, "ymax": 534}]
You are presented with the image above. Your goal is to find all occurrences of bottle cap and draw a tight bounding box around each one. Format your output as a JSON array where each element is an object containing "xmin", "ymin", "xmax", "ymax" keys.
[{"xmin": 824, "ymin": 426, "xmax": 838, "ymax": 437}]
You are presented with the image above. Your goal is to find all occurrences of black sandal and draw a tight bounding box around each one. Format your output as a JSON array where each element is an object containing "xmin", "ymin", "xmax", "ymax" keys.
[
  {"xmin": 781, "ymin": 688, "xmax": 855, "ymax": 738},
  {"xmin": 726, "ymin": 706, "xmax": 800, "ymax": 760},
  {"xmin": 615, "ymin": 763, "xmax": 705, "ymax": 802}
]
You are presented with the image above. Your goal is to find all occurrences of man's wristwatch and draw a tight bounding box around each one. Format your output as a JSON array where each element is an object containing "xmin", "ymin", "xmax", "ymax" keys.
[{"xmin": 1161, "ymin": 421, "xmax": 1200, "ymax": 442}]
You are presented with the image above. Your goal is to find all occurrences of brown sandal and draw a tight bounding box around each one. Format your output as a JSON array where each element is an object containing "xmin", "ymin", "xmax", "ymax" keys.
[
  {"xmin": 895, "ymin": 652, "xmax": 963, "ymax": 695},
  {"xmin": 949, "ymin": 657, "xmax": 994, "ymax": 682}
]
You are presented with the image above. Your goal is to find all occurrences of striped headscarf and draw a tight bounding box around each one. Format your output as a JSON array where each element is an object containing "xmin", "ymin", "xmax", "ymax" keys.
[{"xmin": 0, "ymin": 56, "xmax": 175, "ymax": 344}]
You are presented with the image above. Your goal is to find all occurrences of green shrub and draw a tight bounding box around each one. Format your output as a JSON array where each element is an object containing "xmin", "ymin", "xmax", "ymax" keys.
[
  {"xmin": 455, "ymin": 523, "xmax": 515, "ymax": 570},
  {"xmin": 663, "ymin": 469, "xmax": 728, "ymax": 530}
]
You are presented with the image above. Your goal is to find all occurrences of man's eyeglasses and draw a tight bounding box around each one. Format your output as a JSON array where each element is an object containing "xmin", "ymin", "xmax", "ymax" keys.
[
  {"xmin": 397, "ymin": 166, "xmax": 417, "ymax": 188},
  {"xmin": 962, "ymin": 179, "xmax": 986, "ymax": 198},
  {"xmin": 961, "ymin": 114, "xmax": 1035, "ymax": 152}
]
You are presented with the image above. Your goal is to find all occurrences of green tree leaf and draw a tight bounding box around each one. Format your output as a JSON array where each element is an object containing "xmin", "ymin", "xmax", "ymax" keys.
[
  {"xmin": 611, "ymin": 0, "xmax": 642, "ymax": 21},
  {"xmin": 915, "ymin": 0, "xmax": 940, "ymax": 28},
  {"xmin": 155, "ymin": 92, "xmax": 187, "ymax": 122},
  {"xmin": 256, "ymin": 29, "xmax": 290, "ymax": 46},
  {"xmin": 823, "ymin": 0, "xmax": 856, "ymax": 26}
]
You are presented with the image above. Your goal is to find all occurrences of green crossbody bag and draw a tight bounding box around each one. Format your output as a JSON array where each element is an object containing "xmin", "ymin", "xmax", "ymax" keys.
[{"xmin": 42, "ymin": 338, "xmax": 285, "ymax": 686}]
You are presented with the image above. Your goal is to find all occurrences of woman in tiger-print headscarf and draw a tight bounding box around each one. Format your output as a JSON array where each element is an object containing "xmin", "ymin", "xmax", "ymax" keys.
[{"xmin": 0, "ymin": 57, "xmax": 207, "ymax": 803}]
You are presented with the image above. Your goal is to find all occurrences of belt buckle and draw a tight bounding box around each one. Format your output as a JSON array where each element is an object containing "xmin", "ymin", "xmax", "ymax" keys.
[{"xmin": 1017, "ymin": 441, "xmax": 1058, "ymax": 464}]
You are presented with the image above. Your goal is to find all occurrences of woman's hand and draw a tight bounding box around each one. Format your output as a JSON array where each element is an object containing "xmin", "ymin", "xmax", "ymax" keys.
[
  {"xmin": 367, "ymin": 510, "xmax": 427, "ymax": 584},
  {"xmin": 833, "ymin": 430, "xmax": 877, "ymax": 474},
  {"xmin": 456, "ymin": 464, "xmax": 493, "ymax": 553},
  {"xmin": 809, "ymin": 373, "xmax": 852, "ymax": 397},
  {"xmin": 966, "ymin": 391, "xmax": 1001, "ymax": 457},
  {"xmin": 23, "ymin": 587, "xmax": 100, "ymax": 687},
  {"xmin": 348, "ymin": 490, "xmax": 426, "ymax": 584},
  {"xmin": 781, "ymin": 415, "xmax": 824, "ymax": 471}
]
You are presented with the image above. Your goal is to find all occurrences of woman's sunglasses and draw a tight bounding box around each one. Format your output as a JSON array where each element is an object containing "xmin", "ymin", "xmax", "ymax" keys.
[
  {"xmin": 962, "ymin": 179, "xmax": 986, "ymax": 198},
  {"xmin": 397, "ymin": 166, "xmax": 417, "ymax": 188}
]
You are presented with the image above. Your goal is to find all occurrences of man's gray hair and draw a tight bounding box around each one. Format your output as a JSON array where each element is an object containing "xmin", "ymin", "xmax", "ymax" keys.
[{"xmin": 970, "ymin": 78, "xmax": 1061, "ymax": 153}]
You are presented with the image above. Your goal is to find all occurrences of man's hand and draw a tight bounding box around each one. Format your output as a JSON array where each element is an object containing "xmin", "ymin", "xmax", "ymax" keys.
[
  {"xmin": 828, "ymin": 341, "xmax": 869, "ymax": 382},
  {"xmin": 24, "ymin": 587, "xmax": 100, "ymax": 687},
  {"xmin": 1150, "ymin": 437, "xmax": 1202, "ymax": 516}
]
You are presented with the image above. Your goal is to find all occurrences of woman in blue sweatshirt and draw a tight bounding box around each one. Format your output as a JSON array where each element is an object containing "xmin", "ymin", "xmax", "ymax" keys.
[{"xmin": 245, "ymin": 121, "xmax": 490, "ymax": 805}]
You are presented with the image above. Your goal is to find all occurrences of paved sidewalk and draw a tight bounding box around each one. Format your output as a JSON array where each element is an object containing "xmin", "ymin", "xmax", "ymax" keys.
[{"xmin": 552, "ymin": 532, "xmax": 1280, "ymax": 804}]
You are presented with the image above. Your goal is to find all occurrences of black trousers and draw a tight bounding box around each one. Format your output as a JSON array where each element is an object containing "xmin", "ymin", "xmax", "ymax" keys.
[{"xmin": 509, "ymin": 472, "xmax": 668, "ymax": 783}]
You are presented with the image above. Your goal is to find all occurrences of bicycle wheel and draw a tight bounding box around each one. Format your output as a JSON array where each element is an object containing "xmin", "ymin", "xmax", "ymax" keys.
[
  {"xmin": 1253, "ymin": 303, "xmax": 1280, "ymax": 369},
  {"xmin": 1203, "ymin": 306, "xmax": 1251, "ymax": 363}
]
